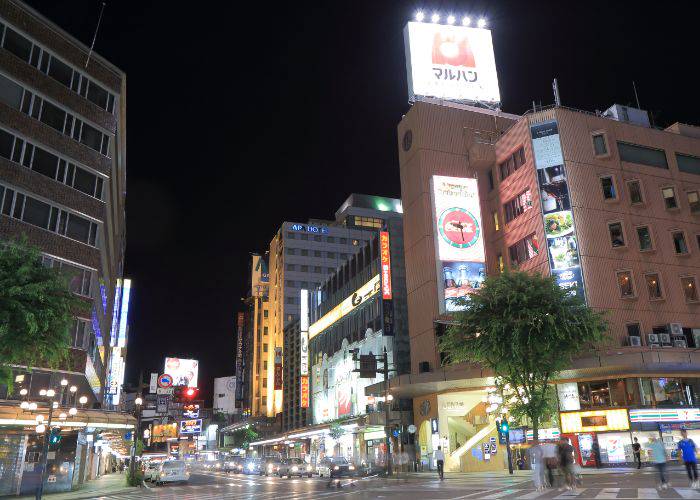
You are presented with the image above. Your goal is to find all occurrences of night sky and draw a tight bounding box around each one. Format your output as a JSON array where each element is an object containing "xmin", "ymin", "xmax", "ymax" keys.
[{"xmin": 23, "ymin": 1, "xmax": 700, "ymax": 402}]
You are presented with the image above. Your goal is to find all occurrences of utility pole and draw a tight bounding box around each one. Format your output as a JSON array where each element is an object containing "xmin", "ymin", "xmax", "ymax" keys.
[{"xmin": 36, "ymin": 398, "xmax": 54, "ymax": 500}]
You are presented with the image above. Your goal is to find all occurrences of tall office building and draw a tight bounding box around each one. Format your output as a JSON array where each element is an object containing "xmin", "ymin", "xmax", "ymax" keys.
[{"xmin": 0, "ymin": 0, "xmax": 126, "ymax": 405}]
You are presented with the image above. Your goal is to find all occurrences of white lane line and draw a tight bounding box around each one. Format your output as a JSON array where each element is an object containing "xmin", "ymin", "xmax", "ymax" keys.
[
  {"xmin": 515, "ymin": 489, "xmax": 551, "ymax": 498},
  {"xmin": 481, "ymin": 490, "xmax": 521, "ymax": 499},
  {"xmin": 552, "ymin": 489, "xmax": 589, "ymax": 499},
  {"xmin": 594, "ymin": 488, "xmax": 620, "ymax": 499},
  {"xmin": 677, "ymin": 488, "xmax": 700, "ymax": 499},
  {"xmin": 638, "ymin": 488, "xmax": 660, "ymax": 499}
]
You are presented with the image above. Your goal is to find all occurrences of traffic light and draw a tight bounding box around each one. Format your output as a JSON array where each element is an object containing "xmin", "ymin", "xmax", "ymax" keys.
[
  {"xmin": 184, "ymin": 387, "xmax": 199, "ymax": 400},
  {"xmin": 49, "ymin": 427, "xmax": 61, "ymax": 447},
  {"xmin": 501, "ymin": 419, "xmax": 509, "ymax": 434},
  {"xmin": 497, "ymin": 418, "xmax": 509, "ymax": 444}
]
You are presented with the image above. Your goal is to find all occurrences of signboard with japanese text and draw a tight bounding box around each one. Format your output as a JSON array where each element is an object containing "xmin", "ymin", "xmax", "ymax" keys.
[
  {"xmin": 430, "ymin": 176, "xmax": 486, "ymax": 312},
  {"xmin": 404, "ymin": 21, "xmax": 500, "ymax": 104},
  {"xmin": 379, "ymin": 231, "xmax": 393, "ymax": 299},
  {"xmin": 300, "ymin": 289, "xmax": 309, "ymax": 376},
  {"xmin": 300, "ymin": 375, "xmax": 309, "ymax": 408},
  {"xmin": 179, "ymin": 419, "xmax": 202, "ymax": 434}
]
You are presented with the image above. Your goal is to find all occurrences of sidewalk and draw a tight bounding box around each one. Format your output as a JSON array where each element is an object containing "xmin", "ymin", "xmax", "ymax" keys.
[{"xmin": 15, "ymin": 473, "xmax": 136, "ymax": 500}]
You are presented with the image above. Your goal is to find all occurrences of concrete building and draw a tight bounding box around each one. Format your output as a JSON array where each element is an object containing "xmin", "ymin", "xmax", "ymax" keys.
[
  {"xmin": 386, "ymin": 98, "xmax": 700, "ymax": 472},
  {"xmin": 0, "ymin": 0, "xmax": 127, "ymax": 494}
]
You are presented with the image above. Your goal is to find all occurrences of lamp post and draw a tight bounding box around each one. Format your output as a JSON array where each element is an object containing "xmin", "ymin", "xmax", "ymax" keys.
[{"xmin": 129, "ymin": 396, "xmax": 143, "ymax": 481}]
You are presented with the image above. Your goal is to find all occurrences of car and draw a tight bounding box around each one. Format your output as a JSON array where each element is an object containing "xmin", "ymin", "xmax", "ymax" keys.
[
  {"xmin": 242, "ymin": 458, "xmax": 263, "ymax": 474},
  {"xmin": 143, "ymin": 461, "xmax": 160, "ymax": 482},
  {"xmin": 262, "ymin": 457, "xmax": 284, "ymax": 476},
  {"xmin": 277, "ymin": 458, "xmax": 313, "ymax": 478},
  {"xmin": 202, "ymin": 460, "xmax": 224, "ymax": 471},
  {"xmin": 316, "ymin": 456, "xmax": 356, "ymax": 478},
  {"xmin": 225, "ymin": 457, "xmax": 245, "ymax": 473},
  {"xmin": 154, "ymin": 460, "xmax": 190, "ymax": 485}
]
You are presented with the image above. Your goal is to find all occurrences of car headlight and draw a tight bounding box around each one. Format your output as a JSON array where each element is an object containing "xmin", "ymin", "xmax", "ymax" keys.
[
  {"xmin": 333, "ymin": 466, "xmax": 340, "ymax": 471},
  {"xmin": 306, "ymin": 465, "xmax": 312, "ymax": 471},
  {"xmin": 268, "ymin": 464, "xmax": 273, "ymax": 470},
  {"xmin": 248, "ymin": 464, "xmax": 254, "ymax": 471},
  {"xmin": 216, "ymin": 463, "xmax": 221, "ymax": 468},
  {"xmin": 349, "ymin": 465, "xmax": 355, "ymax": 470},
  {"xmin": 291, "ymin": 466, "xmax": 298, "ymax": 472}
]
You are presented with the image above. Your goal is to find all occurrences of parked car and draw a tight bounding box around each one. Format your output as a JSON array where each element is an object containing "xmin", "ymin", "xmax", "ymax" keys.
[
  {"xmin": 242, "ymin": 458, "xmax": 263, "ymax": 474},
  {"xmin": 262, "ymin": 456, "xmax": 284, "ymax": 476},
  {"xmin": 154, "ymin": 460, "xmax": 190, "ymax": 485},
  {"xmin": 144, "ymin": 461, "xmax": 160, "ymax": 481},
  {"xmin": 277, "ymin": 458, "xmax": 313, "ymax": 478},
  {"xmin": 225, "ymin": 456, "xmax": 245, "ymax": 473},
  {"xmin": 316, "ymin": 456, "xmax": 356, "ymax": 478}
]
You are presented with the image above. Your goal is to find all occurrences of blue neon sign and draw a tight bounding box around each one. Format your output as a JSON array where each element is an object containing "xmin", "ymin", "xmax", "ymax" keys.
[{"xmin": 290, "ymin": 223, "xmax": 329, "ymax": 234}]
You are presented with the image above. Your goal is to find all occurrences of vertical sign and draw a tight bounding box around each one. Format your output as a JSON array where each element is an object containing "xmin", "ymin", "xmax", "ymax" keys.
[
  {"xmin": 430, "ymin": 176, "xmax": 486, "ymax": 313},
  {"xmin": 235, "ymin": 312, "xmax": 245, "ymax": 402},
  {"xmin": 300, "ymin": 289, "xmax": 309, "ymax": 376},
  {"xmin": 149, "ymin": 372, "xmax": 158, "ymax": 394},
  {"xmin": 379, "ymin": 231, "xmax": 393, "ymax": 299},
  {"xmin": 274, "ymin": 347, "xmax": 283, "ymax": 390},
  {"xmin": 530, "ymin": 121, "xmax": 585, "ymax": 298},
  {"xmin": 300, "ymin": 375, "xmax": 309, "ymax": 408}
]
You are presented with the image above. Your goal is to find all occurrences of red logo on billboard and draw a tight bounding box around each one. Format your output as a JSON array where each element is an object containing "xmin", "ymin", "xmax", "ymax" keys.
[
  {"xmin": 438, "ymin": 208, "xmax": 480, "ymax": 248},
  {"xmin": 432, "ymin": 32, "xmax": 476, "ymax": 68},
  {"xmin": 380, "ymin": 231, "xmax": 392, "ymax": 300}
]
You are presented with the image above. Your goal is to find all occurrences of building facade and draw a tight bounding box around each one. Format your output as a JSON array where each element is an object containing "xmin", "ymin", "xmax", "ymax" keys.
[{"xmin": 0, "ymin": 0, "xmax": 128, "ymax": 494}]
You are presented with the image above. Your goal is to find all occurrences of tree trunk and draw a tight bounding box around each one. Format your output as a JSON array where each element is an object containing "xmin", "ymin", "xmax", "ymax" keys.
[{"xmin": 532, "ymin": 416, "xmax": 539, "ymax": 442}]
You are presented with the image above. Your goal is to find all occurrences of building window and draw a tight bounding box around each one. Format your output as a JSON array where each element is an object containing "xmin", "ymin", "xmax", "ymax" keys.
[
  {"xmin": 592, "ymin": 133, "xmax": 608, "ymax": 156},
  {"xmin": 299, "ymin": 234, "xmax": 308, "ymax": 240},
  {"xmin": 285, "ymin": 280, "xmax": 295, "ymax": 287},
  {"xmin": 285, "ymin": 247, "xmax": 296, "ymax": 255},
  {"xmin": 300, "ymin": 249, "xmax": 308, "ymax": 256},
  {"xmin": 626, "ymin": 322, "xmax": 641, "ymax": 338},
  {"xmin": 300, "ymin": 265, "xmax": 308, "ymax": 272},
  {"xmin": 262, "ymin": 397, "xmax": 267, "ymax": 405},
  {"xmin": 616, "ymin": 270, "xmax": 635, "ymax": 298},
  {"xmin": 327, "ymin": 252, "xmax": 336, "ymax": 258},
  {"xmin": 493, "ymin": 211, "xmax": 500, "ymax": 231},
  {"xmin": 608, "ymin": 222, "xmax": 625, "ymax": 248},
  {"xmin": 313, "ymin": 235, "xmax": 321, "ymax": 242},
  {"xmin": 508, "ymin": 233, "xmax": 539, "ymax": 266},
  {"xmin": 627, "ymin": 180, "xmax": 644, "ymax": 204},
  {"xmin": 263, "ymin": 344, "xmax": 268, "ymax": 352},
  {"xmin": 263, "ymin": 310, "xmax": 268, "ymax": 319},
  {"xmin": 263, "ymin": 326, "xmax": 268, "ymax": 334},
  {"xmin": 688, "ymin": 191, "xmax": 700, "ymax": 213},
  {"xmin": 617, "ymin": 141, "xmax": 668, "ymax": 169},
  {"xmin": 286, "ymin": 264, "xmax": 296, "ymax": 271},
  {"xmin": 313, "ymin": 266, "xmax": 321, "ymax": 273},
  {"xmin": 662, "ymin": 187, "xmax": 678, "ymax": 209},
  {"xmin": 262, "ymin": 379, "xmax": 267, "ymax": 388},
  {"xmin": 644, "ymin": 273, "xmax": 663, "ymax": 300},
  {"xmin": 636, "ymin": 226, "xmax": 653, "ymax": 251},
  {"xmin": 498, "ymin": 146, "xmax": 526, "ymax": 180},
  {"xmin": 600, "ymin": 176, "xmax": 617, "ymax": 200},
  {"xmin": 353, "ymin": 216, "xmax": 382, "ymax": 228},
  {"xmin": 339, "ymin": 238, "xmax": 347, "ymax": 244},
  {"xmin": 676, "ymin": 153, "xmax": 700, "ymax": 175},
  {"xmin": 503, "ymin": 189, "xmax": 532, "ymax": 223},
  {"xmin": 672, "ymin": 230, "xmax": 689, "ymax": 255},
  {"xmin": 497, "ymin": 254, "xmax": 504, "ymax": 273},
  {"xmin": 681, "ymin": 276, "xmax": 699, "ymax": 302}
]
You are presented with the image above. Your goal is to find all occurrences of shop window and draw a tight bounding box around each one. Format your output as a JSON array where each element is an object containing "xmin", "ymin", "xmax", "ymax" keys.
[
  {"xmin": 662, "ymin": 187, "xmax": 678, "ymax": 209},
  {"xmin": 672, "ymin": 230, "xmax": 689, "ymax": 255},
  {"xmin": 588, "ymin": 381, "xmax": 611, "ymax": 406},
  {"xmin": 608, "ymin": 222, "xmax": 625, "ymax": 248},
  {"xmin": 639, "ymin": 378, "xmax": 654, "ymax": 405},
  {"xmin": 636, "ymin": 226, "xmax": 653, "ymax": 251},
  {"xmin": 688, "ymin": 191, "xmax": 700, "ymax": 214},
  {"xmin": 625, "ymin": 378, "xmax": 642, "ymax": 405},
  {"xmin": 616, "ymin": 270, "xmax": 635, "ymax": 298},
  {"xmin": 627, "ymin": 179, "xmax": 644, "ymax": 205},
  {"xmin": 600, "ymin": 176, "xmax": 617, "ymax": 200},
  {"xmin": 609, "ymin": 379, "xmax": 627, "ymax": 406},
  {"xmin": 651, "ymin": 378, "xmax": 686, "ymax": 406},
  {"xmin": 644, "ymin": 272, "xmax": 663, "ymax": 300},
  {"xmin": 681, "ymin": 276, "xmax": 699, "ymax": 302}
]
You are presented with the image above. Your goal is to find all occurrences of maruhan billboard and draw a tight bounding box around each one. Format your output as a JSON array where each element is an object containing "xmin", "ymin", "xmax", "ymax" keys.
[{"xmin": 404, "ymin": 21, "xmax": 500, "ymax": 104}]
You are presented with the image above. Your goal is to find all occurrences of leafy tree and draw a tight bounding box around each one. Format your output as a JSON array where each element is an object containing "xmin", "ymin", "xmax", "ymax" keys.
[
  {"xmin": 0, "ymin": 238, "xmax": 86, "ymax": 388},
  {"xmin": 439, "ymin": 271, "xmax": 607, "ymax": 440},
  {"xmin": 230, "ymin": 427, "xmax": 258, "ymax": 449}
]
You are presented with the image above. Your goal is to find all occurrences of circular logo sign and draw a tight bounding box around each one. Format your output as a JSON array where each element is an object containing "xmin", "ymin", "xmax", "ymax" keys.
[
  {"xmin": 408, "ymin": 424, "xmax": 417, "ymax": 434},
  {"xmin": 438, "ymin": 207, "xmax": 480, "ymax": 248},
  {"xmin": 158, "ymin": 373, "xmax": 173, "ymax": 388}
]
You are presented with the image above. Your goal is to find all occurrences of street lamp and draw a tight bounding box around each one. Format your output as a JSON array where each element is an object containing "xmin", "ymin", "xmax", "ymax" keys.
[
  {"xmin": 79, "ymin": 396, "xmax": 88, "ymax": 406},
  {"xmin": 129, "ymin": 395, "xmax": 143, "ymax": 481}
]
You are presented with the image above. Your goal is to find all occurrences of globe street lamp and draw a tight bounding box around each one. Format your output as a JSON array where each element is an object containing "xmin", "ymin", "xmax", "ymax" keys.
[{"xmin": 129, "ymin": 396, "xmax": 143, "ymax": 481}]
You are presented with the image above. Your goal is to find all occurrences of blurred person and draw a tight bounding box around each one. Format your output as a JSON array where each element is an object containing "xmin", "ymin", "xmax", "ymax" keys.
[
  {"xmin": 529, "ymin": 440, "xmax": 545, "ymax": 491},
  {"xmin": 541, "ymin": 440, "xmax": 557, "ymax": 487},
  {"xmin": 557, "ymin": 437, "xmax": 575, "ymax": 490},
  {"xmin": 648, "ymin": 436, "xmax": 669, "ymax": 489},
  {"xmin": 678, "ymin": 429, "xmax": 698, "ymax": 488},
  {"xmin": 632, "ymin": 437, "xmax": 642, "ymax": 469},
  {"xmin": 434, "ymin": 446, "xmax": 445, "ymax": 480}
]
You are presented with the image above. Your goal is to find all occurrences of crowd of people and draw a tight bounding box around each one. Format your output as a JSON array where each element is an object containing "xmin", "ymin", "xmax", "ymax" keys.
[{"xmin": 528, "ymin": 437, "xmax": 579, "ymax": 491}]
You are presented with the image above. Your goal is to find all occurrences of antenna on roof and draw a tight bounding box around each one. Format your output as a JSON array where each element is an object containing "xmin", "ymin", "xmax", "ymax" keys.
[
  {"xmin": 552, "ymin": 78, "xmax": 562, "ymax": 106},
  {"xmin": 85, "ymin": 2, "xmax": 107, "ymax": 68},
  {"xmin": 632, "ymin": 81, "xmax": 641, "ymax": 109}
]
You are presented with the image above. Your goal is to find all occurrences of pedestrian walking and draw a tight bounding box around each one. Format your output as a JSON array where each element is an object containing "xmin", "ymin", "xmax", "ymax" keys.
[
  {"xmin": 529, "ymin": 440, "xmax": 545, "ymax": 491},
  {"xmin": 434, "ymin": 446, "xmax": 445, "ymax": 480},
  {"xmin": 632, "ymin": 437, "xmax": 642, "ymax": 469},
  {"xmin": 591, "ymin": 440, "xmax": 601, "ymax": 469},
  {"xmin": 557, "ymin": 437, "xmax": 575, "ymax": 490},
  {"xmin": 541, "ymin": 441, "xmax": 557, "ymax": 488},
  {"xmin": 678, "ymin": 429, "xmax": 699, "ymax": 488},
  {"xmin": 648, "ymin": 437, "xmax": 669, "ymax": 489}
]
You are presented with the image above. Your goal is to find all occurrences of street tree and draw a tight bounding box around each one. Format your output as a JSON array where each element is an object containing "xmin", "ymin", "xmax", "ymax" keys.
[
  {"xmin": 0, "ymin": 238, "xmax": 85, "ymax": 388},
  {"xmin": 439, "ymin": 271, "xmax": 607, "ymax": 440},
  {"xmin": 230, "ymin": 427, "xmax": 259, "ymax": 449}
]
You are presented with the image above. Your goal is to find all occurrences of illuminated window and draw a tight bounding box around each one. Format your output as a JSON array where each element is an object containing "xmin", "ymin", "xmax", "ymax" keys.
[
  {"xmin": 627, "ymin": 180, "xmax": 644, "ymax": 204},
  {"xmin": 644, "ymin": 273, "xmax": 663, "ymax": 300},
  {"xmin": 688, "ymin": 191, "xmax": 700, "ymax": 213},
  {"xmin": 662, "ymin": 187, "xmax": 678, "ymax": 209},
  {"xmin": 353, "ymin": 216, "xmax": 383, "ymax": 228},
  {"xmin": 672, "ymin": 230, "xmax": 689, "ymax": 255},
  {"xmin": 493, "ymin": 211, "xmax": 500, "ymax": 231},
  {"xmin": 600, "ymin": 176, "xmax": 617, "ymax": 200},
  {"xmin": 681, "ymin": 276, "xmax": 699, "ymax": 302},
  {"xmin": 608, "ymin": 222, "xmax": 625, "ymax": 248},
  {"xmin": 616, "ymin": 270, "xmax": 635, "ymax": 298}
]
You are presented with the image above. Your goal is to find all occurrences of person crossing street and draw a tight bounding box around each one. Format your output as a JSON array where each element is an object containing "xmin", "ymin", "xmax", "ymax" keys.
[{"xmin": 434, "ymin": 446, "xmax": 445, "ymax": 480}]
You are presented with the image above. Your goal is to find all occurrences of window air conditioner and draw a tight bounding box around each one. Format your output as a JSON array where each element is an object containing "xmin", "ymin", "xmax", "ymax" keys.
[
  {"xmin": 647, "ymin": 333, "xmax": 659, "ymax": 344},
  {"xmin": 674, "ymin": 339, "xmax": 688, "ymax": 348},
  {"xmin": 659, "ymin": 333, "xmax": 672, "ymax": 346},
  {"xmin": 669, "ymin": 323, "xmax": 684, "ymax": 336},
  {"xmin": 628, "ymin": 336, "xmax": 642, "ymax": 347}
]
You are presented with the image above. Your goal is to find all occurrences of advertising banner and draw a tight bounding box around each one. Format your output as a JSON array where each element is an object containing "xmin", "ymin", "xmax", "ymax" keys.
[
  {"xmin": 300, "ymin": 375, "xmax": 309, "ymax": 408},
  {"xmin": 179, "ymin": 419, "xmax": 203, "ymax": 434},
  {"xmin": 251, "ymin": 254, "xmax": 269, "ymax": 297},
  {"xmin": 404, "ymin": 21, "xmax": 500, "ymax": 104},
  {"xmin": 235, "ymin": 312, "xmax": 244, "ymax": 401},
  {"xmin": 379, "ymin": 231, "xmax": 393, "ymax": 299},
  {"xmin": 164, "ymin": 357, "xmax": 199, "ymax": 387},
  {"xmin": 530, "ymin": 121, "xmax": 585, "ymax": 298},
  {"xmin": 274, "ymin": 347, "xmax": 283, "ymax": 390},
  {"xmin": 149, "ymin": 373, "xmax": 158, "ymax": 394},
  {"xmin": 430, "ymin": 176, "xmax": 486, "ymax": 312}
]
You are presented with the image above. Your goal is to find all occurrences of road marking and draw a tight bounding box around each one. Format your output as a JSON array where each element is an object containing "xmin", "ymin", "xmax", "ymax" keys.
[
  {"xmin": 515, "ymin": 489, "xmax": 550, "ymax": 498},
  {"xmin": 552, "ymin": 489, "xmax": 588, "ymax": 499},
  {"xmin": 594, "ymin": 488, "xmax": 620, "ymax": 499},
  {"xmin": 677, "ymin": 488, "xmax": 700, "ymax": 499},
  {"xmin": 482, "ymin": 490, "xmax": 520, "ymax": 499},
  {"xmin": 637, "ymin": 488, "xmax": 660, "ymax": 498}
]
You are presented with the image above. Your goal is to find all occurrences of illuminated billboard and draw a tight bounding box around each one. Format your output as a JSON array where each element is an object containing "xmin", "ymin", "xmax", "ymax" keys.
[
  {"xmin": 309, "ymin": 275, "xmax": 381, "ymax": 339},
  {"xmin": 300, "ymin": 289, "xmax": 309, "ymax": 376},
  {"xmin": 300, "ymin": 375, "xmax": 309, "ymax": 408},
  {"xmin": 404, "ymin": 21, "xmax": 500, "ymax": 104},
  {"xmin": 164, "ymin": 357, "xmax": 199, "ymax": 387},
  {"xmin": 251, "ymin": 254, "xmax": 269, "ymax": 297},
  {"xmin": 430, "ymin": 176, "xmax": 486, "ymax": 312},
  {"xmin": 179, "ymin": 419, "xmax": 202, "ymax": 434},
  {"xmin": 380, "ymin": 231, "xmax": 393, "ymax": 299}
]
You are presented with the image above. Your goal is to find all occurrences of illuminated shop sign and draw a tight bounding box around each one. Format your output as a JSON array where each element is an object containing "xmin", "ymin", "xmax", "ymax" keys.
[
  {"xmin": 629, "ymin": 408, "xmax": 700, "ymax": 423},
  {"xmin": 526, "ymin": 428, "xmax": 560, "ymax": 441},
  {"xmin": 300, "ymin": 289, "xmax": 309, "ymax": 376},
  {"xmin": 530, "ymin": 120, "xmax": 586, "ymax": 298},
  {"xmin": 403, "ymin": 21, "xmax": 501, "ymax": 103},
  {"xmin": 117, "ymin": 279, "xmax": 131, "ymax": 348},
  {"xmin": 183, "ymin": 404, "xmax": 200, "ymax": 419},
  {"xmin": 560, "ymin": 409, "xmax": 629, "ymax": 433},
  {"xmin": 309, "ymin": 274, "xmax": 381, "ymax": 339},
  {"xmin": 380, "ymin": 231, "xmax": 393, "ymax": 300},
  {"xmin": 300, "ymin": 375, "xmax": 309, "ymax": 408},
  {"xmin": 430, "ymin": 176, "xmax": 486, "ymax": 313},
  {"xmin": 290, "ymin": 223, "xmax": 329, "ymax": 234},
  {"xmin": 179, "ymin": 419, "xmax": 202, "ymax": 434},
  {"xmin": 164, "ymin": 357, "xmax": 199, "ymax": 388}
]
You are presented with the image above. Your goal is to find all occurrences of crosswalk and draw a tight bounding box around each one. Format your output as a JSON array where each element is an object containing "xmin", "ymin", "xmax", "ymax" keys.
[{"xmin": 474, "ymin": 487, "xmax": 700, "ymax": 499}]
